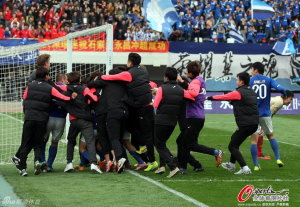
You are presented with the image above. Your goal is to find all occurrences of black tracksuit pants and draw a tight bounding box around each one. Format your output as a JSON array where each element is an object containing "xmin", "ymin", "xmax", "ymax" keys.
[
  {"xmin": 18, "ymin": 120, "xmax": 47, "ymax": 170},
  {"xmin": 96, "ymin": 113, "xmax": 111, "ymax": 155},
  {"xmin": 229, "ymin": 125, "xmax": 258, "ymax": 167},
  {"xmin": 67, "ymin": 119, "xmax": 97, "ymax": 164},
  {"xmin": 176, "ymin": 113, "xmax": 202, "ymax": 169},
  {"xmin": 154, "ymin": 124, "xmax": 177, "ymax": 170},
  {"xmin": 128, "ymin": 105, "xmax": 155, "ymax": 163},
  {"xmin": 181, "ymin": 118, "xmax": 216, "ymax": 169},
  {"xmin": 106, "ymin": 108, "xmax": 127, "ymax": 161}
]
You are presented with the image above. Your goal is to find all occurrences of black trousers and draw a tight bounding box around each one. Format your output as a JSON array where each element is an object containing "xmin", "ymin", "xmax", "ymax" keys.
[
  {"xmin": 181, "ymin": 118, "xmax": 216, "ymax": 169},
  {"xmin": 229, "ymin": 125, "xmax": 258, "ymax": 167},
  {"xmin": 106, "ymin": 108, "xmax": 127, "ymax": 161},
  {"xmin": 154, "ymin": 124, "xmax": 176, "ymax": 170},
  {"xmin": 96, "ymin": 113, "xmax": 111, "ymax": 155},
  {"xmin": 128, "ymin": 105, "xmax": 155, "ymax": 162},
  {"xmin": 19, "ymin": 120, "xmax": 47, "ymax": 170},
  {"xmin": 176, "ymin": 110, "xmax": 202, "ymax": 169},
  {"xmin": 67, "ymin": 119, "xmax": 97, "ymax": 163}
]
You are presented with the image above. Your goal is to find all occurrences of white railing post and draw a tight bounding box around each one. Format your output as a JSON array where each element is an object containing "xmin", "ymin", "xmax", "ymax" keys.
[{"xmin": 106, "ymin": 24, "xmax": 114, "ymax": 74}]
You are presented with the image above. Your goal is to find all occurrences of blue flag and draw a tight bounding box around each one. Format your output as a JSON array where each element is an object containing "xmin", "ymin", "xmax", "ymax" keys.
[
  {"xmin": 222, "ymin": 19, "xmax": 245, "ymax": 43},
  {"xmin": 273, "ymin": 39, "xmax": 296, "ymax": 56},
  {"xmin": 229, "ymin": 27, "xmax": 245, "ymax": 43},
  {"xmin": 252, "ymin": 0, "xmax": 275, "ymax": 20},
  {"xmin": 143, "ymin": 0, "xmax": 180, "ymax": 39}
]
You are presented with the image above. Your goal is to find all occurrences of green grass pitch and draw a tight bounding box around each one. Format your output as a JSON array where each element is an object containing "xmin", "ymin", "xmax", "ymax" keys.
[{"xmin": 0, "ymin": 114, "xmax": 299, "ymax": 207}]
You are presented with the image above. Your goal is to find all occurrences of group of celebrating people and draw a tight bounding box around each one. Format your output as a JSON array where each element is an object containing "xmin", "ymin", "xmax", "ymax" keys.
[{"xmin": 11, "ymin": 52, "xmax": 293, "ymax": 178}]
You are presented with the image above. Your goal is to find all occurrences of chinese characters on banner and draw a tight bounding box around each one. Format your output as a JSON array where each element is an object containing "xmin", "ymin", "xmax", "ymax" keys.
[{"xmin": 38, "ymin": 39, "xmax": 169, "ymax": 53}]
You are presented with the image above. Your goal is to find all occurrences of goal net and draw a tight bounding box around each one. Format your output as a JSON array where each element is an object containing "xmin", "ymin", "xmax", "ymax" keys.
[{"xmin": 0, "ymin": 24, "xmax": 113, "ymax": 165}]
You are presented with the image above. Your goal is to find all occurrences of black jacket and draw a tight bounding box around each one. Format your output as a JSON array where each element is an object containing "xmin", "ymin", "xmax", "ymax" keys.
[
  {"xmin": 23, "ymin": 79, "xmax": 52, "ymax": 121},
  {"xmin": 231, "ymin": 85, "xmax": 259, "ymax": 127},
  {"xmin": 61, "ymin": 84, "xmax": 93, "ymax": 121},
  {"xmin": 126, "ymin": 66, "xmax": 152, "ymax": 107},
  {"xmin": 156, "ymin": 81, "xmax": 184, "ymax": 126},
  {"xmin": 88, "ymin": 78, "xmax": 128, "ymax": 112}
]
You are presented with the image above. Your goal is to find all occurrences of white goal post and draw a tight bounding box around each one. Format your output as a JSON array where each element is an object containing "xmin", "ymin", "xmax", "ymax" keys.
[{"xmin": 0, "ymin": 24, "xmax": 113, "ymax": 164}]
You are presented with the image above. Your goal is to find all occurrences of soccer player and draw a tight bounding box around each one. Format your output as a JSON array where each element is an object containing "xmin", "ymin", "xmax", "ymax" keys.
[
  {"xmin": 41, "ymin": 73, "xmax": 68, "ymax": 172},
  {"xmin": 249, "ymin": 62, "xmax": 287, "ymax": 171},
  {"xmin": 257, "ymin": 91, "xmax": 294, "ymax": 159},
  {"xmin": 12, "ymin": 54, "xmax": 52, "ymax": 167},
  {"xmin": 180, "ymin": 61, "xmax": 223, "ymax": 173},
  {"xmin": 121, "ymin": 130, "xmax": 147, "ymax": 170},
  {"xmin": 176, "ymin": 74, "xmax": 204, "ymax": 173},
  {"xmin": 74, "ymin": 135, "xmax": 105, "ymax": 171},
  {"xmin": 17, "ymin": 68, "xmax": 75, "ymax": 176},
  {"xmin": 62, "ymin": 72, "xmax": 102, "ymax": 174},
  {"xmin": 101, "ymin": 53, "xmax": 158, "ymax": 171},
  {"xmin": 28, "ymin": 54, "xmax": 51, "ymax": 82},
  {"xmin": 153, "ymin": 67, "xmax": 194, "ymax": 178},
  {"xmin": 207, "ymin": 72, "xmax": 259, "ymax": 175},
  {"xmin": 88, "ymin": 67, "xmax": 129, "ymax": 173}
]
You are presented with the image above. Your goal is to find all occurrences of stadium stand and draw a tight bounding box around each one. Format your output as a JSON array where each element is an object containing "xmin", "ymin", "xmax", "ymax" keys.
[{"xmin": 0, "ymin": 0, "xmax": 299, "ymax": 43}]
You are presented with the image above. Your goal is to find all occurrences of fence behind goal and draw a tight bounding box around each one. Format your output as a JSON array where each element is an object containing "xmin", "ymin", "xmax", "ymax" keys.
[{"xmin": 0, "ymin": 24, "xmax": 113, "ymax": 164}]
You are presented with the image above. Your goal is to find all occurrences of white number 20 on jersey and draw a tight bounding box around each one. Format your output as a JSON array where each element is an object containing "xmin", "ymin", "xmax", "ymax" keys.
[{"xmin": 252, "ymin": 84, "xmax": 267, "ymax": 99}]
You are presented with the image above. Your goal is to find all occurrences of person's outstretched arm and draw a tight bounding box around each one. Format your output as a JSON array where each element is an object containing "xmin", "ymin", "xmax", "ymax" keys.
[
  {"xmin": 101, "ymin": 72, "xmax": 132, "ymax": 82},
  {"xmin": 207, "ymin": 91, "xmax": 241, "ymax": 101}
]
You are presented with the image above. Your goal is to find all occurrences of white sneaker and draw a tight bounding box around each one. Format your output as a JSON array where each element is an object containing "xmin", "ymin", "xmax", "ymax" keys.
[
  {"xmin": 234, "ymin": 166, "xmax": 252, "ymax": 175},
  {"xmin": 64, "ymin": 163, "xmax": 74, "ymax": 172},
  {"xmin": 167, "ymin": 167, "xmax": 180, "ymax": 178},
  {"xmin": 91, "ymin": 163, "xmax": 103, "ymax": 174},
  {"xmin": 117, "ymin": 158, "xmax": 126, "ymax": 173},
  {"xmin": 19, "ymin": 169, "xmax": 28, "ymax": 177},
  {"xmin": 155, "ymin": 166, "xmax": 166, "ymax": 174},
  {"xmin": 221, "ymin": 162, "xmax": 236, "ymax": 172}
]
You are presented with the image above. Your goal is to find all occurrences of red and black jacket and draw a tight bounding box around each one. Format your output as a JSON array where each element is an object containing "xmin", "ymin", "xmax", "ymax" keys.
[{"xmin": 23, "ymin": 79, "xmax": 70, "ymax": 121}]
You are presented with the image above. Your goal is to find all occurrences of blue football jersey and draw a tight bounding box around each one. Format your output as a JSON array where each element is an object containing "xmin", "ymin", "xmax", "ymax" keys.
[
  {"xmin": 250, "ymin": 75, "xmax": 285, "ymax": 117},
  {"xmin": 49, "ymin": 83, "xmax": 67, "ymax": 118}
]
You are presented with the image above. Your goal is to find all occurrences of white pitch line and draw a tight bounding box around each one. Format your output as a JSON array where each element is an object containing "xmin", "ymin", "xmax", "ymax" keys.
[
  {"xmin": 159, "ymin": 179, "xmax": 300, "ymax": 182},
  {"xmin": 262, "ymin": 138, "xmax": 300, "ymax": 147},
  {"xmin": 0, "ymin": 113, "xmax": 24, "ymax": 124},
  {"xmin": 277, "ymin": 140, "xmax": 300, "ymax": 147},
  {"xmin": 0, "ymin": 113, "xmax": 78, "ymax": 149},
  {"xmin": 1, "ymin": 112, "xmax": 300, "ymax": 147},
  {"xmin": 128, "ymin": 170, "xmax": 209, "ymax": 207}
]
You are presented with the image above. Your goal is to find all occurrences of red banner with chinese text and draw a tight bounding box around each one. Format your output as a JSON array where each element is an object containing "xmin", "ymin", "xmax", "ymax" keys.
[{"xmin": 38, "ymin": 39, "xmax": 169, "ymax": 53}]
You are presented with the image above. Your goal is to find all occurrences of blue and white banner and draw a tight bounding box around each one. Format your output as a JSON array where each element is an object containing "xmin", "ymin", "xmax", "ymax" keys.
[
  {"xmin": 229, "ymin": 27, "xmax": 245, "ymax": 43},
  {"xmin": 143, "ymin": 0, "xmax": 180, "ymax": 39},
  {"xmin": 169, "ymin": 42, "xmax": 300, "ymax": 91},
  {"xmin": 0, "ymin": 39, "xmax": 38, "ymax": 65},
  {"xmin": 221, "ymin": 19, "xmax": 245, "ymax": 43},
  {"xmin": 273, "ymin": 39, "xmax": 296, "ymax": 56},
  {"xmin": 252, "ymin": 0, "xmax": 275, "ymax": 20}
]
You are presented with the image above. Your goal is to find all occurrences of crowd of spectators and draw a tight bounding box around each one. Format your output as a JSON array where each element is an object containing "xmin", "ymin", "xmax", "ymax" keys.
[
  {"xmin": 0, "ymin": 0, "xmax": 300, "ymax": 43},
  {"xmin": 170, "ymin": 0, "xmax": 300, "ymax": 43}
]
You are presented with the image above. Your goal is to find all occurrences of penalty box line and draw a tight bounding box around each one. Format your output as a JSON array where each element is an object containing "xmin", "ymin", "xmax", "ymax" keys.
[
  {"xmin": 1, "ymin": 113, "xmax": 300, "ymax": 147},
  {"xmin": 0, "ymin": 113, "xmax": 78, "ymax": 150},
  {"xmin": 128, "ymin": 170, "xmax": 209, "ymax": 207}
]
